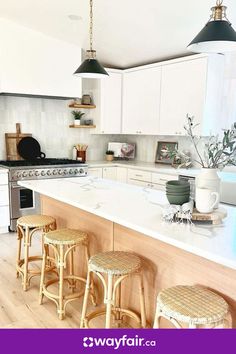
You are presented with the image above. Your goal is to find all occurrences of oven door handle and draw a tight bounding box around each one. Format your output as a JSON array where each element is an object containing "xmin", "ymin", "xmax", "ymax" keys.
[{"xmin": 11, "ymin": 184, "xmax": 26, "ymax": 189}]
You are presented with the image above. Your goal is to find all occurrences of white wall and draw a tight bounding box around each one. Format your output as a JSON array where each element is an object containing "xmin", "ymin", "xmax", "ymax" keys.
[
  {"xmin": 0, "ymin": 95, "xmax": 200, "ymax": 163},
  {"xmin": 0, "ymin": 95, "xmax": 202, "ymax": 164},
  {"xmin": 0, "ymin": 96, "xmax": 113, "ymax": 161}
]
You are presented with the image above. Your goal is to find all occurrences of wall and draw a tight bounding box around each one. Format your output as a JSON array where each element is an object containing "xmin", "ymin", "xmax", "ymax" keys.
[
  {"xmin": 0, "ymin": 94, "xmax": 202, "ymax": 163},
  {"xmin": 0, "ymin": 96, "xmax": 112, "ymax": 161},
  {"xmin": 0, "ymin": 95, "xmax": 229, "ymax": 166}
]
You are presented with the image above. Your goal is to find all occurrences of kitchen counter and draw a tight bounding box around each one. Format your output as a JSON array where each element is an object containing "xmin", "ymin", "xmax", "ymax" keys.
[{"xmin": 19, "ymin": 176, "xmax": 236, "ymax": 270}]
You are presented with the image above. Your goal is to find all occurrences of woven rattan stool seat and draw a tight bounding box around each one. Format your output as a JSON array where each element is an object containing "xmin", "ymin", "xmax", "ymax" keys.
[
  {"xmin": 89, "ymin": 251, "xmax": 141, "ymax": 275},
  {"xmin": 17, "ymin": 215, "xmax": 55, "ymax": 228},
  {"xmin": 40, "ymin": 228, "xmax": 95, "ymax": 320},
  {"xmin": 157, "ymin": 285, "xmax": 229, "ymax": 325},
  {"xmin": 44, "ymin": 228, "xmax": 88, "ymax": 245}
]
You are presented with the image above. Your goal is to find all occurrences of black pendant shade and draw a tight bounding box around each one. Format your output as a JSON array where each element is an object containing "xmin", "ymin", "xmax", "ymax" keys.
[
  {"xmin": 188, "ymin": 20, "xmax": 236, "ymax": 53},
  {"xmin": 74, "ymin": 58, "xmax": 109, "ymax": 78}
]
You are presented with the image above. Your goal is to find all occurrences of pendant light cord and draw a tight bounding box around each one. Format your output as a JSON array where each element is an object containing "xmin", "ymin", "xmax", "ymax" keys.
[{"xmin": 89, "ymin": 0, "xmax": 93, "ymax": 52}]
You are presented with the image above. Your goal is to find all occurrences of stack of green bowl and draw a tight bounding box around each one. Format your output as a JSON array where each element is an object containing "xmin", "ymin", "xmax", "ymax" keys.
[{"xmin": 166, "ymin": 180, "xmax": 190, "ymax": 205}]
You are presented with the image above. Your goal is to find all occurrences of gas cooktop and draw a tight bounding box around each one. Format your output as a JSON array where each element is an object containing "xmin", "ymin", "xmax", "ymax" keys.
[{"xmin": 0, "ymin": 158, "xmax": 85, "ymax": 167}]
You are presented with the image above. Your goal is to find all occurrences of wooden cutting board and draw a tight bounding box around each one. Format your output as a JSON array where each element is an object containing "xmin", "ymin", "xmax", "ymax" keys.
[
  {"xmin": 5, "ymin": 123, "xmax": 32, "ymax": 160},
  {"xmin": 178, "ymin": 207, "xmax": 227, "ymax": 225}
]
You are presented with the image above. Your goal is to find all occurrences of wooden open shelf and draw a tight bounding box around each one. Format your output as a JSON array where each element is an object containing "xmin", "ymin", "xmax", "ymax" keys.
[
  {"xmin": 69, "ymin": 125, "xmax": 96, "ymax": 129},
  {"xmin": 69, "ymin": 104, "xmax": 96, "ymax": 109}
]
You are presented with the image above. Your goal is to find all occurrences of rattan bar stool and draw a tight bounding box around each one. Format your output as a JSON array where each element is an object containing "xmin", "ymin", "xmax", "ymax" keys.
[
  {"xmin": 153, "ymin": 285, "xmax": 230, "ymax": 329},
  {"xmin": 39, "ymin": 228, "xmax": 96, "ymax": 320},
  {"xmin": 80, "ymin": 251, "xmax": 146, "ymax": 329},
  {"xmin": 16, "ymin": 214, "xmax": 56, "ymax": 291}
]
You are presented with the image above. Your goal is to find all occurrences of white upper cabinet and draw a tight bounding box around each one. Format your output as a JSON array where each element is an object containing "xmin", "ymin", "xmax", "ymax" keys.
[
  {"xmin": 85, "ymin": 69, "xmax": 122, "ymax": 134},
  {"xmin": 159, "ymin": 55, "xmax": 225, "ymax": 136},
  {"xmin": 99, "ymin": 70, "xmax": 122, "ymax": 134},
  {"xmin": 0, "ymin": 19, "xmax": 81, "ymax": 98},
  {"xmin": 122, "ymin": 67, "xmax": 161, "ymax": 135}
]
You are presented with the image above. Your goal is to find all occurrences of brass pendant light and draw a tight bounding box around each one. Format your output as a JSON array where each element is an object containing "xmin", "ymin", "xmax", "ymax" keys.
[
  {"xmin": 74, "ymin": 0, "xmax": 109, "ymax": 78},
  {"xmin": 188, "ymin": 0, "xmax": 236, "ymax": 53}
]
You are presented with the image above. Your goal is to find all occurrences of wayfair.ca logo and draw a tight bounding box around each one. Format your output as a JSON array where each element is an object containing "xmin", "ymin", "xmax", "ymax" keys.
[{"xmin": 83, "ymin": 335, "xmax": 156, "ymax": 350}]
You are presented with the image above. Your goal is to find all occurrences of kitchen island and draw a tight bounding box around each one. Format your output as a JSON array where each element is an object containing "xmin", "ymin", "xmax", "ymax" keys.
[{"xmin": 19, "ymin": 176, "xmax": 236, "ymax": 327}]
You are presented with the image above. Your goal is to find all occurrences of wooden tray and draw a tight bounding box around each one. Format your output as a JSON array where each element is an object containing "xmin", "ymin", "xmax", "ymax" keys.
[
  {"xmin": 189, "ymin": 208, "xmax": 227, "ymax": 225},
  {"xmin": 5, "ymin": 123, "xmax": 32, "ymax": 160}
]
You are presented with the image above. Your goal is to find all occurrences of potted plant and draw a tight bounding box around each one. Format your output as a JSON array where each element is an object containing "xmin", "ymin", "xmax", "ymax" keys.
[
  {"xmin": 105, "ymin": 150, "xmax": 114, "ymax": 162},
  {"xmin": 181, "ymin": 115, "xmax": 236, "ymax": 205},
  {"xmin": 72, "ymin": 110, "xmax": 85, "ymax": 126}
]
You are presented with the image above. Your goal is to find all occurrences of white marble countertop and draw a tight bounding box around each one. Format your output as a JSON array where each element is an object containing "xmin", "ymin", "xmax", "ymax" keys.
[
  {"xmin": 19, "ymin": 176, "xmax": 236, "ymax": 271},
  {"xmin": 88, "ymin": 160, "xmax": 236, "ymax": 182}
]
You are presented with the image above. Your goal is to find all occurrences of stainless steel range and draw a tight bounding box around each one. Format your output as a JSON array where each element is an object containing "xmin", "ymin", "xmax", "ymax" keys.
[{"xmin": 0, "ymin": 159, "xmax": 88, "ymax": 231}]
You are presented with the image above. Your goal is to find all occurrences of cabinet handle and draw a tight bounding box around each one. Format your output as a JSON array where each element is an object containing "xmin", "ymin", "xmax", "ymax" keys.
[{"xmin": 135, "ymin": 174, "xmax": 143, "ymax": 177}]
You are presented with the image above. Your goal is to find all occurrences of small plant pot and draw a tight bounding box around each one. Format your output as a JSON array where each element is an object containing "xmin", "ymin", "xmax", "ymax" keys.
[
  {"xmin": 74, "ymin": 119, "xmax": 81, "ymax": 126},
  {"xmin": 106, "ymin": 154, "xmax": 114, "ymax": 162}
]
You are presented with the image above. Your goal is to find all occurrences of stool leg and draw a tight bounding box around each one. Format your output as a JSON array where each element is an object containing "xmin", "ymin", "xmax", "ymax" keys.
[
  {"xmin": 69, "ymin": 247, "xmax": 75, "ymax": 293},
  {"xmin": 58, "ymin": 245, "xmax": 65, "ymax": 320},
  {"xmin": 23, "ymin": 227, "xmax": 30, "ymax": 291},
  {"xmin": 85, "ymin": 245, "xmax": 96, "ymax": 306},
  {"xmin": 189, "ymin": 322, "xmax": 197, "ymax": 328},
  {"xmin": 153, "ymin": 304, "xmax": 161, "ymax": 328},
  {"xmin": 115, "ymin": 282, "xmax": 121, "ymax": 326},
  {"xmin": 16, "ymin": 226, "xmax": 22, "ymax": 278},
  {"xmin": 138, "ymin": 272, "xmax": 146, "ymax": 328},
  {"xmin": 39, "ymin": 244, "xmax": 47, "ymax": 304},
  {"xmin": 105, "ymin": 274, "xmax": 113, "ymax": 329},
  {"xmin": 80, "ymin": 268, "xmax": 92, "ymax": 328}
]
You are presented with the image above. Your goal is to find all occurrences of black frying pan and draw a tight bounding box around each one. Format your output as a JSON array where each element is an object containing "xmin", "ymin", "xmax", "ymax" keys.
[{"xmin": 17, "ymin": 137, "xmax": 46, "ymax": 160}]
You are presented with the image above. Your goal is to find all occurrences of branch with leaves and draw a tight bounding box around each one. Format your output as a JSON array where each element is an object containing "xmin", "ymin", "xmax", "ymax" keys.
[{"xmin": 183, "ymin": 115, "xmax": 236, "ymax": 169}]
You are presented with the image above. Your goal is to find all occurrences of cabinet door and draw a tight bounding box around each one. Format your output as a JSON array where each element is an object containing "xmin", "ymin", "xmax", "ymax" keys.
[
  {"xmin": 159, "ymin": 58, "xmax": 207, "ymax": 135},
  {"xmin": 0, "ymin": 186, "xmax": 9, "ymax": 206},
  {"xmin": 0, "ymin": 206, "xmax": 10, "ymax": 227},
  {"xmin": 116, "ymin": 167, "xmax": 127, "ymax": 183},
  {"xmin": 122, "ymin": 67, "xmax": 161, "ymax": 135},
  {"xmin": 100, "ymin": 71, "xmax": 122, "ymax": 134},
  {"xmin": 88, "ymin": 168, "xmax": 103, "ymax": 178},
  {"xmin": 103, "ymin": 167, "xmax": 117, "ymax": 180}
]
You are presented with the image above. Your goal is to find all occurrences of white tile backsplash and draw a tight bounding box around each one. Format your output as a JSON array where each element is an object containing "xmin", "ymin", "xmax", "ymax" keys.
[{"xmin": 0, "ymin": 95, "xmax": 225, "ymax": 165}]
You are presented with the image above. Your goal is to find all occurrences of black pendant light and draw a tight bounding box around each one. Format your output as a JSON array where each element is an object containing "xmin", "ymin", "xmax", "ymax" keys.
[
  {"xmin": 188, "ymin": 0, "xmax": 236, "ymax": 53},
  {"xmin": 74, "ymin": 0, "xmax": 109, "ymax": 78}
]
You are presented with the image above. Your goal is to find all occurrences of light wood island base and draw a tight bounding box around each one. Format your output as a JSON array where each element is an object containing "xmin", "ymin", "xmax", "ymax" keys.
[{"xmin": 41, "ymin": 195, "xmax": 236, "ymax": 328}]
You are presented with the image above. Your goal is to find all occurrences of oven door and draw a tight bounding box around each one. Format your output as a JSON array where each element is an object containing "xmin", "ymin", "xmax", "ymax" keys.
[{"xmin": 10, "ymin": 182, "xmax": 41, "ymax": 230}]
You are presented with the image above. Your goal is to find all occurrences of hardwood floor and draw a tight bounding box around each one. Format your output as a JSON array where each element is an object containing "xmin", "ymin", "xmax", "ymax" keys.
[{"xmin": 0, "ymin": 232, "xmax": 100, "ymax": 328}]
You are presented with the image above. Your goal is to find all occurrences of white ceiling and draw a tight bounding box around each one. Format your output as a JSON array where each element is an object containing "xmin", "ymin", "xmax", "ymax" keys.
[{"xmin": 0, "ymin": 0, "xmax": 236, "ymax": 68}]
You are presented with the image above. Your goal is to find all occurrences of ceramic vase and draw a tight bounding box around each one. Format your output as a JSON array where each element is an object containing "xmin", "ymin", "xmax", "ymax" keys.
[{"xmin": 195, "ymin": 168, "xmax": 221, "ymax": 208}]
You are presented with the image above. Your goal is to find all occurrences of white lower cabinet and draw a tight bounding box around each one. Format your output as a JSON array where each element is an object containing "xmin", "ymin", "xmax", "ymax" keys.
[
  {"xmin": 127, "ymin": 169, "xmax": 177, "ymax": 190},
  {"xmin": 102, "ymin": 167, "xmax": 117, "ymax": 181},
  {"xmin": 116, "ymin": 167, "xmax": 128, "ymax": 183},
  {"xmin": 88, "ymin": 168, "xmax": 103, "ymax": 178},
  {"xmin": 0, "ymin": 174, "xmax": 10, "ymax": 234},
  {"xmin": 88, "ymin": 166, "xmax": 178, "ymax": 191}
]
